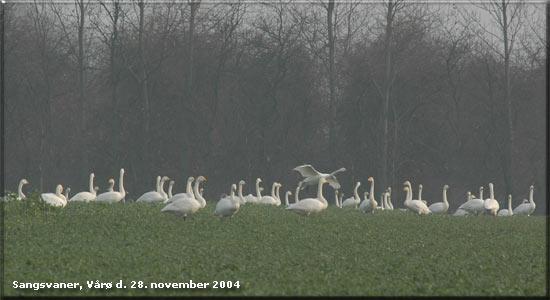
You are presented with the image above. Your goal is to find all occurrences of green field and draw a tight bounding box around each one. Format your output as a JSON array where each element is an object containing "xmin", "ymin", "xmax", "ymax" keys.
[{"xmin": 3, "ymin": 193, "xmax": 547, "ymax": 296}]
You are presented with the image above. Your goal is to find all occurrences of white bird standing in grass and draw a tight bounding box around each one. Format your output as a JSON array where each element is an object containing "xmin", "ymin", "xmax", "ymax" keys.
[
  {"xmin": 342, "ymin": 182, "xmax": 361, "ymax": 208},
  {"xmin": 428, "ymin": 185, "xmax": 449, "ymax": 214},
  {"xmin": 41, "ymin": 184, "xmax": 67, "ymax": 207},
  {"xmin": 244, "ymin": 178, "xmax": 262, "ymax": 204},
  {"xmin": 136, "ymin": 176, "xmax": 170, "ymax": 203},
  {"xmin": 293, "ymin": 164, "xmax": 346, "ymax": 190},
  {"xmin": 167, "ymin": 177, "xmax": 195, "ymax": 203},
  {"xmin": 16, "ymin": 179, "xmax": 30, "ymax": 201},
  {"xmin": 403, "ymin": 181, "xmax": 431, "ymax": 215},
  {"xmin": 214, "ymin": 183, "xmax": 240, "ymax": 219},
  {"xmin": 70, "ymin": 173, "xmax": 97, "ymax": 202},
  {"xmin": 418, "ymin": 184, "xmax": 427, "ymax": 205},
  {"xmin": 498, "ymin": 194, "xmax": 513, "ymax": 216},
  {"xmin": 95, "ymin": 168, "xmax": 126, "ymax": 203},
  {"xmin": 483, "ymin": 183, "xmax": 499, "ymax": 216},
  {"xmin": 458, "ymin": 186, "xmax": 484, "ymax": 215},
  {"xmin": 513, "ymin": 185, "xmax": 535, "ymax": 216},
  {"xmin": 161, "ymin": 183, "xmax": 202, "ymax": 221},
  {"xmin": 358, "ymin": 177, "xmax": 377, "ymax": 214},
  {"xmin": 285, "ymin": 177, "xmax": 329, "ymax": 216},
  {"xmin": 259, "ymin": 182, "xmax": 281, "ymax": 206}
]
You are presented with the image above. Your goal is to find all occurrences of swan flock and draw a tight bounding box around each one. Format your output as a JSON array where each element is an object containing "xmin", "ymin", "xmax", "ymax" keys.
[{"xmin": 7, "ymin": 164, "xmax": 537, "ymax": 219}]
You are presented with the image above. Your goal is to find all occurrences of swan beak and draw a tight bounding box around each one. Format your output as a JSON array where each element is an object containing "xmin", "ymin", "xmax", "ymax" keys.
[
  {"xmin": 243, "ymin": 181, "xmax": 246, "ymax": 184},
  {"xmin": 203, "ymin": 178, "xmax": 207, "ymax": 182}
]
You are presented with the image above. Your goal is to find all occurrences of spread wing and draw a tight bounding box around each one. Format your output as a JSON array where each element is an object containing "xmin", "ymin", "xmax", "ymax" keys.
[
  {"xmin": 293, "ymin": 164, "xmax": 322, "ymax": 178},
  {"xmin": 327, "ymin": 175, "xmax": 341, "ymax": 189}
]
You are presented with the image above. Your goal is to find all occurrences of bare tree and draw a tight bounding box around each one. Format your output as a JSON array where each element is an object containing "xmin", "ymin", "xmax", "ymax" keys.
[{"xmin": 473, "ymin": 0, "xmax": 527, "ymax": 196}]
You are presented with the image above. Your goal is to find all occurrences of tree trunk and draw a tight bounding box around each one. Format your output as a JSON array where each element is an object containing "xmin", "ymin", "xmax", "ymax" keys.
[
  {"xmin": 327, "ymin": 0, "xmax": 336, "ymax": 166},
  {"xmin": 502, "ymin": 0, "xmax": 514, "ymax": 197},
  {"xmin": 77, "ymin": 0, "xmax": 88, "ymax": 175},
  {"xmin": 381, "ymin": 0, "xmax": 395, "ymax": 193},
  {"xmin": 137, "ymin": 0, "xmax": 151, "ymax": 175}
]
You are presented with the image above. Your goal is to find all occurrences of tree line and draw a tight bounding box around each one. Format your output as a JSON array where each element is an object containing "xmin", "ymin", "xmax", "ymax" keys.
[{"xmin": 3, "ymin": 1, "xmax": 546, "ymax": 213}]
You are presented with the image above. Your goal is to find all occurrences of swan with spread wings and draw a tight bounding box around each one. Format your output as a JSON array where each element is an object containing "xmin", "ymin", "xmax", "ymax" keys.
[{"xmin": 293, "ymin": 164, "xmax": 346, "ymax": 190}]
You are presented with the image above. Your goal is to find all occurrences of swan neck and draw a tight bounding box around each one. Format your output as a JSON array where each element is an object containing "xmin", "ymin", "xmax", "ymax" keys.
[
  {"xmin": 155, "ymin": 176, "xmax": 161, "ymax": 193},
  {"xmin": 354, "ymin": 183, "xmax": 360, "ymax": 200},
  {"xmin": 369, "ymin": 180, "xmax": 375, "ymax": 201},
  {"xmin": 490, "ymin": 185, "xmax": 494, "ymax": 200},
  {"xmin": 256, "ymin": 180, "xmax": 261, "ymax": 199},
  {"xmin": 275, "ymin": 185, "xmax": 281, "ymax": 201},
  {"xmin": 418, "ymin": 186, "xmax": 422, "ymax": 200},
  {"xmin": 238, "ymin": 183, "xmax": 244, "ymax": 198},
  {"xmin": 186, "ymin": 180, "xmax": 194, "ymax": 198},
  {"xmin": 285, "ymin": 193, "xmax": 289, "ymax": 206},
  {"xmin": 529, "ymin": 188, "xmax": 534, "ymax": 204},
  {"xmin": 443, "ymin": 188, "xmax": 448, "ymax": 205},
  {"xmin": 271, "ymin": 183, "xmax": 277, "ymax": 197},
  {"xmin": 168, "ymin": 183, "xmax": 173, "ymax": 198},
  {"xmin": 119, "ymin": 170, "xmax": 125, "ymax": 197},
  {"xmin": 508, "ymin": 196, "xmax": 512, "ymax": 211},
  {"xmin": 295, "ymin": 185, "xmax": 300, "ymax": 203},
  {"xmin": 317, "ymin": 180, "xmax": 327, "ymax": 206},
  {"xmin": 89, "ymin": 174, "xmax": 95, "ymax": 194},
  {"xmin": 18, "ymin": 181, "xmax": 25, "ymax": 198}
]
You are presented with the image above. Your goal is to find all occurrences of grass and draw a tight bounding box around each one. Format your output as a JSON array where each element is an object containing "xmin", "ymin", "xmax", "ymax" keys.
[{"xmin": 3, "ymin": 194, "xmax": 547, "ymax": 296}]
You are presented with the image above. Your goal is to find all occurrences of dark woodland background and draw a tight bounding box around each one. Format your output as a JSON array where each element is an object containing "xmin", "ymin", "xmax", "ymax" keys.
[{"xmin": 2, "ymin": 1, "xmax": 547, "ymax": 214}]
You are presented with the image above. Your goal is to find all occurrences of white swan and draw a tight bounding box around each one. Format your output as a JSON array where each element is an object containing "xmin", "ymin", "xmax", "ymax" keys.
[
  {"xmin": 458, "ymin": 186, "xmax": 484, "ymax": 215},
  {"xmin": 285, "ymin": 177, "xmax": 329, "ymax": 216},
  {"xmin": 41, "ymin": 184, "xmax": 67, "ymax": 207},
  {"xmin": 214, "ymin": 183, "xmax": 240, "ymax": 219},
  {"xmin": 136, "ymin": 176, "xmax": 170, "ymax": 203},
  {"xmin": 384, "ymin": 190, "xmax": 392, "ymax": 210},
  {"xmin": 402, "ymin": 181, "xmax": 431, "ymax": 215},
  {"xmin": 244, "ymin": 178, "xmax": 262, "ymax": 204},
  {"xmin": 498, "ymin": 194, "xmax": 513, "ymax": 216},
  {"xmin": 418, "ymin": 184, "xmax": 427, "ymax": 205},
  {"xmin": 161, "ymin": 180, "xmax": 201, "ymax": 221},
  {"xmin": 168, "ymin": 177, "xmax": 195, "ymax": 203},
  {"xmin": 16, "ymin": 179, "xmax": 30, "ymax": 200},
  {"xmin": 483, "ymin": 182, "xmax": 499, "ymax": 216},
  {"xmin": 293, "ymin": 164, "xmax": 346, "ymax": 190},
  {"xmin": 386, "ymin": 187, "xmax": 394, "ymax": 210},
  {"xmin": 342, "ymin": 182, "xmax": 361, "ymax": 208},
  {"xmin": 70, "ymin": 172, "xmax": 97, "ymax": 202},
  {"xmin": 428, "ymin": 185, "xmax": 449, "ymax": 214},
  {"xmin": 284, "ymin": 190, "xmax": 292, "ymax": 206},
  {"xmin": 259, "ymin": 182, "xmax": 281, "ymax": 206},
  {"xmin": 95, "ymin": 168, "xmax": 126, "ymax": 203},
  {"xmin": 63, "ymin": 187, "xmax": 71, "ymax": 202},
  {"xmin": 358, "ymin": 177, "xmax": 377, "ymax": 213},
  {"xmin": 513, "ymin": 185, "xmax": 535, "ymax": 216},
  {"xmin": 454, "ymin": 192, "xmax": 473, "ymax": 216}
]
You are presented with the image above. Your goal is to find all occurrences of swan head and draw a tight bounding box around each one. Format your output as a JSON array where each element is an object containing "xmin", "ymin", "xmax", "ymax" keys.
[
  {"xmin": 162, "ymin": 176, "xmax": 170, "ymax": 182},
  {"xmin": 444, "ymin": 184, "xmax": 449, "ymax": 189},
  {"xmin": 368, "ymin": 177, "xmax": 373, "ymax": 182},
  {"xmin": 403, "ymin": 181, "xmax": 411, "ymax": 186},
  {"xmin": 403, "ymin": 186, "xmax": 409, "ymax": 192},
  {"xmin": 90, "ymin": 173, "xmax": 95, "ymax": 178},
  {"xmin": 108, "ymin": 178, "xmax": 115, "ymax": 184},
  {"xmin": 56, "ymin": 184, "xmax": 63, "ymax": 194},
  {"xmin": 530, "ymin": 185, "xmax": 534, "ymax": 190},
  {"xmin": 488, "ymin": 183, "xmax": 493, "ymax": 188},
  {"xmin": 21, "ymin": 179, "xmax": 29, "ymax": 185},
  {"xmin": 257, "ymin": 178, "xmax": 262, "ymax": 183},
  {"xmin": 199, "ymin": 176, "xmax": 207, "ymax": 182},
  {"xmin": 387, "ymin": 187, "xmax": 391, "ymax": 193},
  {"xmin": 286, "ymin": 191, "xmax": 292, "ymax": 196},
  {"xmin": 120, "ymin": 168, "xmax": 125, "ymax": 174},
  {"xmin": 522, "ymin": 198, "xmax": 528, "ymax": 203},
  {"xmin": 232, "ymin": 184, "xmax": 237, "ymax": 192},
  {"xmin": 239, "ymin": 180, "xmax": 246, "ymax": 185},
  {"xmin": 356, "ymin": 181, "xmax": 361, "ymax": 187},
  {"xmin": 94, "ymin": 186, "xmax": 100, "ymax": 192},
  {"xmin": 419, "ymin": 184, "xmax": 423, "ymax": 189},
  {"xmin": 322, "ymin": 178, "xmax": 329, "ymax": 184},
  {"xmin": 170, "ymin": 180, "xmax": 175, "ymax": 186},
  {"xmin": 188, "ymin": 177, "xmax": 195, "ymax": 182},
  {"xmin": 363, "ymin": 192, "xmax": 368, "ymax": 197},
  {"xmin": 467, "ymin": 191, "xmax": 472, "ymax": 200},
  {"xmin": 508, "ymin": 194, "xmax": 512, "ymax": 200}
]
